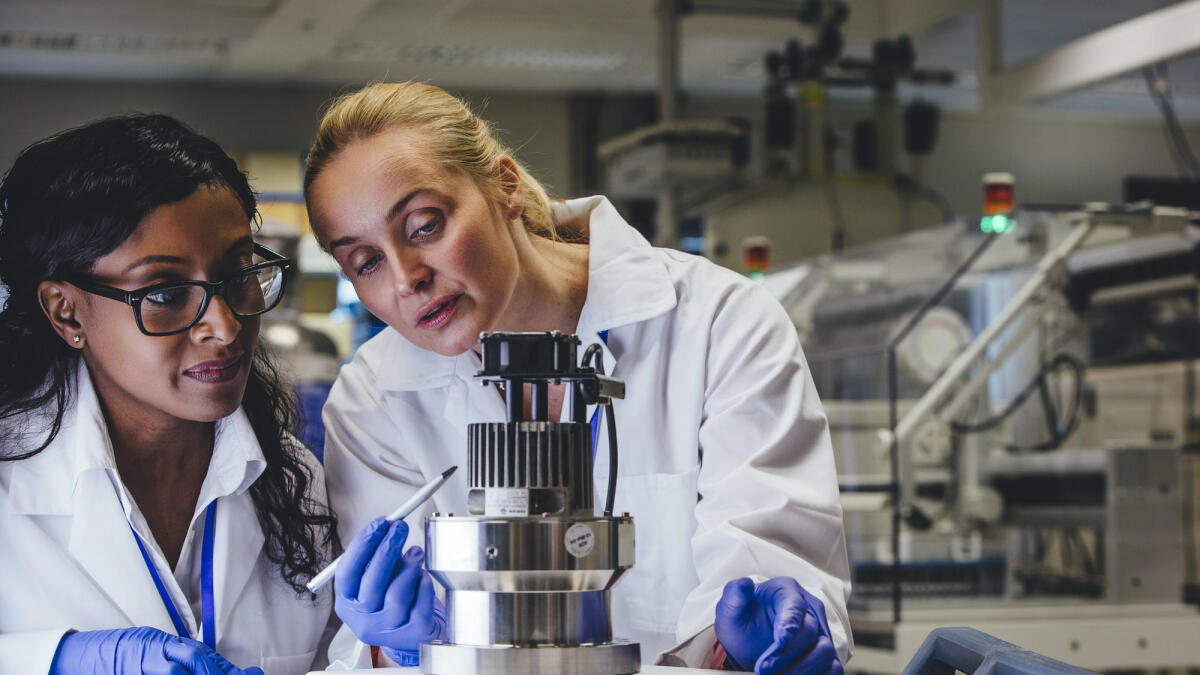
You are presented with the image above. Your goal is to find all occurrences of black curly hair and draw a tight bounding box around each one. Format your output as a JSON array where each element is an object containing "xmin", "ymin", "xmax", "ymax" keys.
[{"xmin": 0, "ymin": 113, "xmax": 337, "ymax": 594}]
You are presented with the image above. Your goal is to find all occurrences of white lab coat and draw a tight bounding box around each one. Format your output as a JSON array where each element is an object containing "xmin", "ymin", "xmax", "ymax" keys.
[
  {"xmin": 0, "ymin": 361, "xmax": 334, "ymax": 675},
  {"xmin": 322, "ymin": 196, "xmax": 852, "ymax": 667}
]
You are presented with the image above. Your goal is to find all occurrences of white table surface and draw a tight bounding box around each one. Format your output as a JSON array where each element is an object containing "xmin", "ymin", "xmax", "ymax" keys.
[{"xmin": 311, "ymin": 665, "xmax": 720, "ymax": 674}]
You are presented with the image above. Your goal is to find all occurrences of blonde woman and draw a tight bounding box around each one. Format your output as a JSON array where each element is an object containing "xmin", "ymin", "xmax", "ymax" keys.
[{"xmin": 306, "ymin": 82, "xmax": 851, "ymax": 674}]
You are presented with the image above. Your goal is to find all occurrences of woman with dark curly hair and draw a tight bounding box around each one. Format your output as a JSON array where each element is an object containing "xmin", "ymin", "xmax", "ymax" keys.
[{"xmin": 0, "ymin": 114, "xmax": 338, "ymax": 675}]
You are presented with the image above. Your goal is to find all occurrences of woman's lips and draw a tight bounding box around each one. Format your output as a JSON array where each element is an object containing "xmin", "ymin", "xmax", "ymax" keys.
[
  {"xmin": 417, "ymin": 295, "xmax": 460, "ymax": 329},
  {"xmin": 184, "ymin": 354, "xmax": 245, "ymax": 383}
]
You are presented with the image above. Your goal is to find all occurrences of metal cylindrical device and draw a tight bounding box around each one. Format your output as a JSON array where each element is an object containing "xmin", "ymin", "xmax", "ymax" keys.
[{"xmin": 420, "ymin": 332, "xmax": 640, "ymax": 675}]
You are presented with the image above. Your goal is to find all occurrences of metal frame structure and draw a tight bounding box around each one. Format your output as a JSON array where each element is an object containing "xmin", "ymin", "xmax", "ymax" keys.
[{"xmin": 978, "ymin": 0, "xmax": 1200, "ymax": 111}]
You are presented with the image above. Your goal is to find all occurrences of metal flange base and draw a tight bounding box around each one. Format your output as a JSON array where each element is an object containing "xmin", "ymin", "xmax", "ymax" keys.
[{"xmin": 419, "ymin": 639, "xmax": 641, "ymax": 675}]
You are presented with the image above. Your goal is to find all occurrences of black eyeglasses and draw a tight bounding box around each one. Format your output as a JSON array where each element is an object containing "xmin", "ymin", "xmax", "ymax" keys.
[{"xmin": 68, "ymin": 243, "xmax": 292, "ymax": 336}]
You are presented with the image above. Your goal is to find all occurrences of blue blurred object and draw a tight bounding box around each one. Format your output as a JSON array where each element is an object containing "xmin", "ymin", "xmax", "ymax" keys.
[
  {"xmin": 50, "ymin": 627, "xmax": 264, "ymax": 675},
  {"xmin": 334, "ymin": 518, "xmax": 445, "ymax": 666},
  {"xmin": 295, "ymin": 381, "xmax": 332, "ymax": 462},
  {"xmin": 260, "ymin": 320, "xmax": 340, "ymax": 463},
  {"xmin": 903, "ymin": 627, "xmax": 1095, "ymax": 675},
  {"xmin": 351, "ymin": 301, "xmax": 388, "ymax": 352},
  {"xmin": 577, "ymin": 590, "xmax": 611, "ymax": 644},
  {"xmin": 715, "ymin": 577, "xmax": 840, "ymax": 674}
]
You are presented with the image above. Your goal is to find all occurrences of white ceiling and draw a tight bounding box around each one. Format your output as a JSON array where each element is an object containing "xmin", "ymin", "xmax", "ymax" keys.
[{"xmin": 1, "ymin": 0, "xmax": 1198, "ymax": 118}]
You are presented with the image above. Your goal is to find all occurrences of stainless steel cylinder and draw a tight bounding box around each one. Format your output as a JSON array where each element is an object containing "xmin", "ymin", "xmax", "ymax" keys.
[
  {"xmin": 422, "ymin": 514, "xmax": 638, "ymax": 674},
  {"xmin": 420, "ymin": 639, "xmax": 641, "ymax": 675},
  {"xmin": 425, "ymin": 515, "xmax": 635, "ymax": 593},
  {"xmin": 446, "ymin": 589, "xmax": 611, "ymax": 646}
]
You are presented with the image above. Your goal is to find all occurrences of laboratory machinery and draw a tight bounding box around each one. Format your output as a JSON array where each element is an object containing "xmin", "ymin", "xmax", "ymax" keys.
[
  {"xmin": 419, "ymin": 332, "xmax": 640, "ymax": 675},
  {"xmin": 766, "ymin": 204, "xmax": 1200, "ymax": 671},
  {"xmin": 598, "ymin": 0, "xmax": 954, "ymax": 259}
]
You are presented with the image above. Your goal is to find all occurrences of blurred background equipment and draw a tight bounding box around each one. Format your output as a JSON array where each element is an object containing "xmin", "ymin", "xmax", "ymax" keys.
[
  {"xmin": 767, "ymin": 200, "xmax": 1200, "ymax": 671},
  {"xmin": 598, "ymin": 0, "xmax": 958, "ymax": 259}
]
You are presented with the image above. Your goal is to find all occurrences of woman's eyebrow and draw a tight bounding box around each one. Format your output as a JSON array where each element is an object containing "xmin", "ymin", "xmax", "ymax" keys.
[
  {"xmin": 387, "ymin": 188, "xmax": 427, "ymax": 223},
  {"xmin": 122, "ymin": 254, "xmax": 185, "ymax": 274},
  {"xmin": 327, "ymin": 235, "xmax": 358, "ymax": 253},
  {"xmin": 326, "ymin": 187, "xmax": 435, "ymax": 254},
  {"xmin": 120, "ymin": 235, "xmax": 254, "ymax": 274},
  {"xmin": 228, "ymin": 235, "xmax": 253, "ymax": 254}
]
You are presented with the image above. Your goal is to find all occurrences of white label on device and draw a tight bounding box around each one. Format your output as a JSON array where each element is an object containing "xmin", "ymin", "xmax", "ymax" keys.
[
  {"xmin": 485, "ymin": 488, "xmax": 530, "ymax": 517},
  {"xmin": 565, "ymin": 523, "xmax": 596, "ymax": 558}
]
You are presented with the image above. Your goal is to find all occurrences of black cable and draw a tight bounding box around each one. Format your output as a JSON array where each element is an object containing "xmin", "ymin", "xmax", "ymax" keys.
[
  {"xmin": 823, "ymin": 178, "xmax": 848, "ymax": 251},
  {"xmin": 919, "ymin": 185, "xmax": 956, "ymax": 223},
  {"xmin": 584, "ymin": 343, "xmax": 620, "ymax": 517},
  {"xmin": 1161, "ymin": 75, "xmax": 1200, "ymax": 177},
  {"xmin": 893, "ymin": 174, "xmax": 956, "ymax": 223},
  {"xmin": 949, "ymin": 353, "xmax": 1086, "ymax": 452},
  {"xmin": 603, "ymin": 400, "xmax": 619, "ymax": 517},
  {"xmin": 1144, "ymin": 64, "xmax": 1200, "ymax": 179},
  {"xmin": 1007, "ymin": 354, "xmax": 1085, "ymax": 453},
  {"xmin": 949, "ymin": 353, "xmax": 1078, "ymax": 433},
  {"xmin": 581, "ymin": 344, "xmax": 603, "ymax": 374},
  {"xmin": 1144, "ymin": 65, "xmax": 1185, "ymax": 174}
]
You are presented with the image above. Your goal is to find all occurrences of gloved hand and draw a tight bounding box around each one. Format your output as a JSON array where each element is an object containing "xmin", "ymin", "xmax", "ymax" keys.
[
  {"xmin": 334, "ymin": 517, "xmax": 445, "ymax": 666},
  {"xmin": 49, "ymin": 626, "xmax": 264, "ymax": 675},
  {"xmin": 714, "ymin": 577, "xmax": 841, "ymax": 675}
]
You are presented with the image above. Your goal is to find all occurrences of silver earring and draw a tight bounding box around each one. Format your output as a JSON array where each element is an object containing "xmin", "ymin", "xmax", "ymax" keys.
[{"xmin": 73, "ymin": 335, "xmax": 80, "ymax": 343}]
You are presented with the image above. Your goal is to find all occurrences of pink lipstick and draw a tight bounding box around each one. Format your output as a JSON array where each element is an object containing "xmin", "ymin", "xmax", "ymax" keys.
[{"xmin": 184, "ymin": 354, "xmax": 244, "ymax": 383}]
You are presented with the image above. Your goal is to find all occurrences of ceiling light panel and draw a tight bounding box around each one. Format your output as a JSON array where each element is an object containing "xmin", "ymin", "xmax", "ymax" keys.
[{"xmin": 334, "ymin": 41, "xmax": 628, "ymax": 73}]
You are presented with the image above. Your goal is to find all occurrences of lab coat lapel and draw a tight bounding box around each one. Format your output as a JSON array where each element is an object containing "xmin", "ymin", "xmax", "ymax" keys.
[
  {"xmin": 66, "ymin": 469, "xmax": 180, "ymax": 631},
  {"xmin": 202, "ymin": 409, "xmax": 268, "ymax": 631},
  {"xmin": 563, "ymin": 196, "xmax": 676, "ymax": 381},
  {"xmin": 575, "ymin": 198, "xmax": 675, "ymax": 324},
  {"xmin": 212, "ymin": 490, "xmax": 264, "ymax": 631},
  {"xmin": 37, "ymin": 363, "xmax": 180, "ymax": 631}
]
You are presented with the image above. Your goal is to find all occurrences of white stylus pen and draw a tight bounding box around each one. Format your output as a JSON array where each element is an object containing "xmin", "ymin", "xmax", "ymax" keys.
[{"xmin": 306, "ymin": 465, "xmax": 458, "ymax": 593}]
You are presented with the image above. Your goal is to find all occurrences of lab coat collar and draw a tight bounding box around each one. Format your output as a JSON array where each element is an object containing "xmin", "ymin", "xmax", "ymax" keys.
[
  {"xmin": 199, "ymin": 402, "xmax": 269, "ymax": 635},
  {"xmin": 8, "ymin": 360, "xmax": 270, "ymax": 634},
  {"xmin": 8, "ymin": 360, "xmax": 267, "ymax": 516},
  {"xmin": 203, "ymin": 404, "xmax": 268, "ymax": 505},
  {"xmin": 563, "ymin": 195, "xmax": 677, "ymax": 343},
  {"xmin": 374, "ymin": 196, "xmax": 677, "ymax": 392},
  {"xmin": 8, "ymin": 361, "xmax": 118, "ymax": 516},
  {"xmin": 370, "ymin": 329, "xmax": 463, "ymax": 393}
]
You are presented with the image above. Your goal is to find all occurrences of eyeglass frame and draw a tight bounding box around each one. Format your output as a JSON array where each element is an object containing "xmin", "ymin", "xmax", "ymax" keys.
[{"xmin": 66, "ymin": 242, "xmax": 293, "ymax": 337}]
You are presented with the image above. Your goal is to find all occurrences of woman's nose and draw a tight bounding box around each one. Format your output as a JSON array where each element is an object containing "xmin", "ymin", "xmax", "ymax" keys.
[
  {"xmin": 395, "ymin": 251, "xmax": 432, "ymax": 296},
  {"xmin": 192, "ymin": 295, "xmax": 241, "ymax": 343}
]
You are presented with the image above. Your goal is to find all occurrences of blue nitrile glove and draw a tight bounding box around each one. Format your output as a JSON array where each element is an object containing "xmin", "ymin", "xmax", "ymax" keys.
[
  {"xmin": 49, "ymin": 626, "xmax": 264, "ymax": 675},
  {"xmin": 714, "ymin": 577, "xmax": 841, "ymax": 675},
  {"xmin": 334, "ymin": 517, "xmax": 446, "ymax": 666}
]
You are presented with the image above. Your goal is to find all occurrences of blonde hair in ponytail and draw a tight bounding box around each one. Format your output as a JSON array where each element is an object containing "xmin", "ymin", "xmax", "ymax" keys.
[{"xmin": 304, "ymin": 81, "xmax": 563, "ymax": 240}]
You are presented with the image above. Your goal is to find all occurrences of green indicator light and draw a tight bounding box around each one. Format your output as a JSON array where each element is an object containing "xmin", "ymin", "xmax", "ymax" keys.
[
  {"xmin": 979, "ymin": 214, "xmax": 1012, "ymax": 234},
  {"xmin": 747, "ymin": 270, "xmax": 765, "ymax": 282}
]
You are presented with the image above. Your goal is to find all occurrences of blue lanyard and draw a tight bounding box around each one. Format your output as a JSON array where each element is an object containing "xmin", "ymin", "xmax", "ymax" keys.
[
  {"xmin": 128, "ymin": 500, "xmax": 218, "ymax": 649},
  {"xmin": 589, "ymin": 330, "xmax": 609, "ymax": 460}
]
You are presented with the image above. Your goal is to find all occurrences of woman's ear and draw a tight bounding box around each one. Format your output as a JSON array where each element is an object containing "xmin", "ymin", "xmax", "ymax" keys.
[
  {"xmin": 37, "ymin": 281, "xmax": 85, "ymax": 349},
  {"xmin": 495, "ymin": 156, "xmax": 526, "ymax": 221}
]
